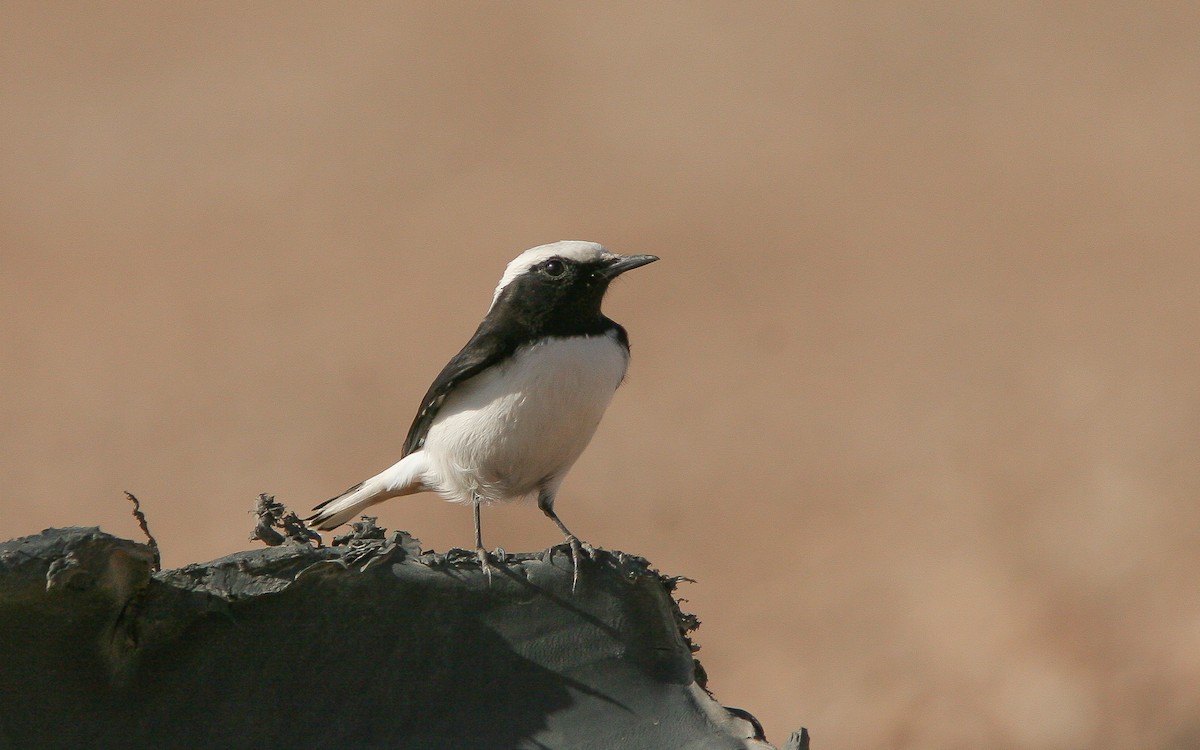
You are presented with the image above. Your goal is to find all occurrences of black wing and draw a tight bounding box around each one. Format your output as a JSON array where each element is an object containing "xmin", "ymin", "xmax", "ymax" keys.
[{"xmin": 401, "ymin": 325, "xmax": 521, "ymax": 457}]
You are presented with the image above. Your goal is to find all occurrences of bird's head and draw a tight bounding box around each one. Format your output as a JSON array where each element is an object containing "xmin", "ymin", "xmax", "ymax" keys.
[{"xmin": 489, "ymin": 241, "xmax": 658, "ymax": 329}]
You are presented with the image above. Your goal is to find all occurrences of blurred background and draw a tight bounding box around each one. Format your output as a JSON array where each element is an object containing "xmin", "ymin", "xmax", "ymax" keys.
[{"xmin": 2, "ymin": 3, "xmax": 1198, "ymax": 747}]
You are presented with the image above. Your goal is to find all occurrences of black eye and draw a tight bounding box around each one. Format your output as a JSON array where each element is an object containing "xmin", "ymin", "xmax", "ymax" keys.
[{"xmin": 543, "ymin": 259, "xmax": 566, "ymax": 277}]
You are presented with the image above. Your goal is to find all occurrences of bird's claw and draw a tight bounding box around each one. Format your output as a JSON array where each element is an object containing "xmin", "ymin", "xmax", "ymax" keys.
[
  {"xmin": 476, "ymin": 546, "xmax": 496, "ymax": 586},
  {"xmin": 565, "ymin": 534, "xmax": 594, "ymax": 592}
]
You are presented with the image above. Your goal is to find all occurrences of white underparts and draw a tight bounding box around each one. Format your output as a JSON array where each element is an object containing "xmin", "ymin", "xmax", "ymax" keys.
[{"xmin": 419, "ymin": 332, "xmax": 628, "ymax": 505}]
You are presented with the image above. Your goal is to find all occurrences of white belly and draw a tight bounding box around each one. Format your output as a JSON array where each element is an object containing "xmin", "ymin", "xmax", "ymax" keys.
[{"xmin": 420, "ymin": 332, "xmax": 628, "ymax": 504}]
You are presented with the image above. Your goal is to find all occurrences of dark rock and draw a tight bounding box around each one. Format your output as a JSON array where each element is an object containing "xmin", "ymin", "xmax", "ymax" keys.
[{"xmin": 0, "ymin": 526, "xmax": 786, "ymax": 749}]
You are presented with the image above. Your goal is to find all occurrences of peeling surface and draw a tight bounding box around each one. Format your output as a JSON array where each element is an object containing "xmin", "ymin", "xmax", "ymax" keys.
[{"xmin": 0, "ymin": 526, "xmax": 791, "ymax": 749}]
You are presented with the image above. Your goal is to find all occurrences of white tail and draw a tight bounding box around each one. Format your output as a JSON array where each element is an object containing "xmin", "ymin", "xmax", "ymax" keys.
[{"xmin": 306, "ymin": 452, "xmax": 430, "ymax": 530}]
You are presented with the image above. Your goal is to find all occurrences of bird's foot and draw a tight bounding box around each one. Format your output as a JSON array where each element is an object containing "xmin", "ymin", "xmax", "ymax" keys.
[
  {"xmin": 564, "ymin": 534, "xmax": 595, "ymax": 592},
  {"xmin": 476, "ymin": 546, "xmax": 496, "ymax": 586}
]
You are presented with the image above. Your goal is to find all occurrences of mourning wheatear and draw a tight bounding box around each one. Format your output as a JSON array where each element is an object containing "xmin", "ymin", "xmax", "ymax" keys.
[{"xmin": 307, "ymin": 240, "xmax": 657, "ymax": 585}]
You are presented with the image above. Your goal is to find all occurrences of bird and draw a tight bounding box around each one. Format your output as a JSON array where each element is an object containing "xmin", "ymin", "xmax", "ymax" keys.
[{"xmin": 306, "ymin": 240, "xmax": 658, "ymax": 585}]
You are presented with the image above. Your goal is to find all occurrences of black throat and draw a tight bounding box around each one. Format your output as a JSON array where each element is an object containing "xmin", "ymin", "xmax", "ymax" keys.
[{"xmin": 484, "ymin": 260, "xmax": 625, "ymax": 343}]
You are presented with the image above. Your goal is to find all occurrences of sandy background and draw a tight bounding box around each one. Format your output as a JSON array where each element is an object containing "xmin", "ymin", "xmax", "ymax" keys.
[{"xmin": 3, "ymin": 3, "xmax": 1199, "ymax": 747}]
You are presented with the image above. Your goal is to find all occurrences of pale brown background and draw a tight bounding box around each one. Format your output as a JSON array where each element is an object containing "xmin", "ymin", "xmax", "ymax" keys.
[{"xmin": 3, "ymin": 3, "xmax": 1199, "ymax": 748}]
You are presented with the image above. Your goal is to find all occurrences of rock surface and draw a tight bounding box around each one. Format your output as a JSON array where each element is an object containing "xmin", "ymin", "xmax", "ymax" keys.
[{"xmin": 0, "ymin": 525, "xmax": 788, "ymax": 749}]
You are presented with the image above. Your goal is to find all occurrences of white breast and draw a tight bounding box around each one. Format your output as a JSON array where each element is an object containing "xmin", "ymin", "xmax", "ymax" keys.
[{"xmin": 420, "ymin": 331, "xmax": 629, "ymax": 504}]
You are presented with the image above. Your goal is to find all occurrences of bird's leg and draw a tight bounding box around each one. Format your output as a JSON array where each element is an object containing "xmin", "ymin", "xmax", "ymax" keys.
[
  {"xmin": 473, "ymin": 496, "xmax": 494, "ymax": 585},
  {"xmin": 538, "ymin": 491, "xmax": 592, "ymax": 590}
]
